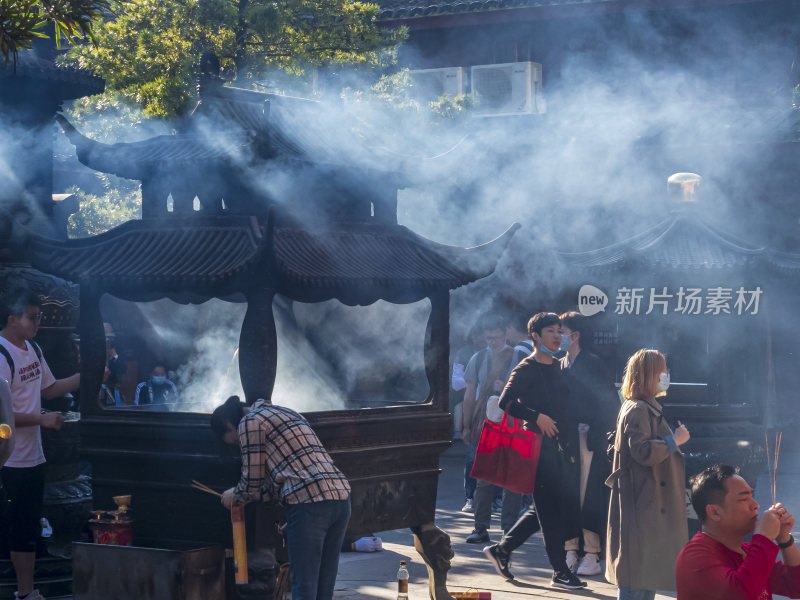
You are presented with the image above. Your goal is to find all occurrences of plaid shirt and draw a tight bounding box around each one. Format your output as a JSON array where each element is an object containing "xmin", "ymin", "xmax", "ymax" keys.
[{"xmin": 233, "ymin": 400, "xmax": 350, "ymax": 505}]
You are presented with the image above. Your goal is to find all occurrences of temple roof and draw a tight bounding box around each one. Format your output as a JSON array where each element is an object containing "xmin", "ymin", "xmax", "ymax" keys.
[
  {"xmin": 57, "ymin": 90, "xmax": 409, "ymax": 182},
  {"xmin": 557, "ymin": 211, "xmax": 763, "ymax": 271},
  {"xmin": 273, "ymin": 222, "xmax": 520, "ymax": 304},
  {"xmin": 56, "ymin": 114, "xmax": 250, "ymax": 179},
  {"xmin": 376, "ymin": 0, "xmax": 764, "ymax": 20},
  {"xmin": 26, "ymin": 217, "xmax": 265, "ymax": 298},
  {"xmin": 376, "ymin": 0, "xmax": 611, "ymax": 19},
  {"xmin": 24, "ymin": 214, "xmax": 519, "ymax": 304}
]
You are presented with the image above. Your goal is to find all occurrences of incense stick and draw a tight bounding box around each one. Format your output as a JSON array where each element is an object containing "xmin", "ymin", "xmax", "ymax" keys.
[
  {"xmin": 773, "ymin": 432, "xmax": 782, "ymax": 505},
  {"xmin": 191, "ymin": 480, "xmax": 222, "ymax": 497},
  {"xmin": 765, "ymin": 431, "xmax": 783, "ymax": 506},
  {"xmin": 765, "ymin": 431, "xmax": 773, "ymax": 505}
]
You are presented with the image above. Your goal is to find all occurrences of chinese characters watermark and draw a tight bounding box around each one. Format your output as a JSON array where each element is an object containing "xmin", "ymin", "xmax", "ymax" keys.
[{"xmin": 613, "ymin": 286, "xmax": 762, "ymax": 316}]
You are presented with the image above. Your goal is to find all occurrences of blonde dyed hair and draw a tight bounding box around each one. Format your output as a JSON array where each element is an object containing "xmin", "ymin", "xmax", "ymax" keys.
[{"xmin": 620, "ymin": 349, "xmax": 666, "ymax": 401}]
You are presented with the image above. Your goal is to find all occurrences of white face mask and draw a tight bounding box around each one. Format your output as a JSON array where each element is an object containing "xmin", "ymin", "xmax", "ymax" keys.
[{"xmin": 657, "ymin": 372, "xmax": 670, "ymax": 394}]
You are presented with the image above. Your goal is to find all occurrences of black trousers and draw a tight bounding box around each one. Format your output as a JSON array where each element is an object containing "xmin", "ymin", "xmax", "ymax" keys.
[
  {"xmin": 498, "ymin": 440, "xmax": 579, "ymax": 574},
  {"xmin": 2, "ymin": 465, "xmax": 45, "ymax": 553}
]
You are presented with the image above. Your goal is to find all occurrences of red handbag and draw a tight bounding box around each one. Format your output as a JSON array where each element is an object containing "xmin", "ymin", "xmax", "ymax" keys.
[{"xmin": 470, "ymin": 414, "xmax": 542, "ymax": 494}]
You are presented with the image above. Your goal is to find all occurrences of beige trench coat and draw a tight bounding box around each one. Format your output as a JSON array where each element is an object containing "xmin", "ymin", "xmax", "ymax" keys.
[{"xmin": 605, "ymin": 397, "xmax": 688, "ymax": 591}]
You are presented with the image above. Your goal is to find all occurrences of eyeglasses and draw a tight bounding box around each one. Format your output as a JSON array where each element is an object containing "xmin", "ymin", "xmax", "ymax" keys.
[{"xmin": 24, "ymin": 313, "xmax": 43, "ymax": 323}]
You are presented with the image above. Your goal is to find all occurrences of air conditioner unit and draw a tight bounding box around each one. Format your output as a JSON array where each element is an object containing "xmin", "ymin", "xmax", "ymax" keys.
[
  {"xmin": 408, "ymin": 67, "xmax": 465, "ymax": 104},
  {"xmin": 471, "ymin": 61, "xmax": 545, "ymax": 116}
]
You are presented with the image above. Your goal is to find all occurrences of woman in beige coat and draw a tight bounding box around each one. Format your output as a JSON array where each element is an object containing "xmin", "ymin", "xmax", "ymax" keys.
[{"xmin": 605, "ymin": 349, "xmax": 690, "ymax": 600}]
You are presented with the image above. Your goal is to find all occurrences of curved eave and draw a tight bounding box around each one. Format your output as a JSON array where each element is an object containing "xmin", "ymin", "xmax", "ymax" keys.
[
  {"xmin": 767, "ymin": 250, "xmax": 800, "ymax": 273},
  {"xmin": 413, "ymin": 222, "xmax": 521, "ymax": 279},
  {"xmin": 558, "ymin": 213, "xmax": 765, "ymax": 271},
  {"xmin": 25, "ymin": 217, "xmax": 265, "ymax": 294},
  {"xmin": 272, "ymin": 223, "xmax": 519, "ymax": 304},
  {"xmin": 56, "ymin": 114, "xmax": 246, "ymax": 179}
]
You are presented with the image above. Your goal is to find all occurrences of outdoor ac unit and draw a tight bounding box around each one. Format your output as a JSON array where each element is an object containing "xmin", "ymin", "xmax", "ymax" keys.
[
  {"xmin": 408, "ymin": 67, "xmax": 465, "ymax": 103},
  {"xmin": 471, "ymin": 61, "xmax": 544, "ymax": 116}
]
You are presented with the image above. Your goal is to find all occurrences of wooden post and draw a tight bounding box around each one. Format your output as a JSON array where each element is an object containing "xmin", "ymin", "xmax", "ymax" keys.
[
  {"xmin": 78, "ymin": 285, "xmax": 106, "ymax": 413},
  {"xmin": 424, "ymin": 291, "xmax": 450, "ymax": 411}
]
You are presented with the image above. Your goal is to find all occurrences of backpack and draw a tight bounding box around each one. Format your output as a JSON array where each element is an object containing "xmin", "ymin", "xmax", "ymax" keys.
[{"xmin": 0, "ymin": 340, "xmax": 43, "ymax": 384}]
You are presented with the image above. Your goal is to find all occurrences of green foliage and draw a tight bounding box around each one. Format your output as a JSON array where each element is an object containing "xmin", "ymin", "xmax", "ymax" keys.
[
  {"xmin": 66, "ymin": 175, "xmax": 141, "ymax": 238},
  {"xmin": 343, "ymin": 68, "xmax": 475, "ymax": 122},
  {"xmin": 68, "ymin": 92, "xmax": 167, "ymax": 142},
  {"xmin": 428, "ymin": 93, "xmax": 473, "ymax": 121},
  {"xmin": 1, "ymin": 0, "xmax": 113, "ymax": 68},
  {"xmin": 60, "ymin": 0, "xmax": 405, "ymax": 117}
]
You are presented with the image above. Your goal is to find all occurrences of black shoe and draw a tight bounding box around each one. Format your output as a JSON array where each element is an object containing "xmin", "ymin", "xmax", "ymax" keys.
[
  {"xmin": 466, "ymin": 528, "xmax": 490, "ymax": 544},
  {"xmin": 550, "ymin": 570, "xmax": 587, "ymax": 590},
  {"xmin": 483, "ymin": 544, "xmax": 514, "ymax": 580}
]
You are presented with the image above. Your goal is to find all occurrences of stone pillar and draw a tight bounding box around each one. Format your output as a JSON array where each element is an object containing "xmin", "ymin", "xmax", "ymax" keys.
[{"xmin": 239, "ymin": 287, "xmax": 277, "ymax": 405}]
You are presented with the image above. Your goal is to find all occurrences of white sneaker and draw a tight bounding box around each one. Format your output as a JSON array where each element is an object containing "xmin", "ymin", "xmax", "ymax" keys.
[
  {"xmin": 15, "ymin": 591, "xmax": 46, "ymax": 600},
  {"xmin": 461, "ymin": 499, "xmax": 474, "ymax": 513},
  {"xmin": 576, "ymin": 553, "xmax": 602, "ymax": 576},
  {"xmin": 566, "ymin": 550, "xmax": 580, "ymax": 573}
]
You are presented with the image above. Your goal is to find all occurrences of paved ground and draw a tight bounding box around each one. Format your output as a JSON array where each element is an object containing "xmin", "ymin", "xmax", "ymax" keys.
[
  {"xmin": 335, "ymin": 437, "xmax": 800, "ymax": 600},
  {"xmin": 334, "ymin": 442, "xmax": 666, "ymax": 600}
]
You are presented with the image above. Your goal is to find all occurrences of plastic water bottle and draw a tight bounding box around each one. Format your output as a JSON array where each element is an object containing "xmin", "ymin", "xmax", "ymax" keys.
[
  {"xmin": 397, "ymin": 560, "xmax": 409, "ymax": 600},
  {"xmin": 40, "ymin": 517, "xmax": 52, "ymax": 538}
]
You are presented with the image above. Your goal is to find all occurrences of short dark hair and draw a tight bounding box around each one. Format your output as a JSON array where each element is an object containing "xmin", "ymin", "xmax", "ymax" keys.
[
  {"xmin": 481, "ymin": 316, "xmax": 506, "ymax": 334},
  {"xmin": 506, "ymin": 313, "xmax": 529, "ymax": 335},
  {"xmin": 559, "ymin": 311, "xmax": 594, "ymax": 349},
  {"xmin": 210, "ymin": 395, "xmax": 245, "ymax": 442},
  {"xmin": 689, "ymin": 464, "xmax": 740, "ymax": 524},
  {"xmin": 528, "ymin": 312, "xmax": 560, "ymax": 337},
  {"xmin": 0, "ymin": 284, "xmax": 41, "ymax": 327}
]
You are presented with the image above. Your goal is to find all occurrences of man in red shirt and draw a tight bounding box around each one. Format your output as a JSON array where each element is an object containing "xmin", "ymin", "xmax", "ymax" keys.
[{"xmin": 676, "ymin": 464, "xmax": 800, "ymax": 599}]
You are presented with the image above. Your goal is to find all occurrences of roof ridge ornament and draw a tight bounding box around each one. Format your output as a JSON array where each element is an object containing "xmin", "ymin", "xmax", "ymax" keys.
[{"xmin": 667, "ymin": 172, "xmax": 702, "ymax": 204}]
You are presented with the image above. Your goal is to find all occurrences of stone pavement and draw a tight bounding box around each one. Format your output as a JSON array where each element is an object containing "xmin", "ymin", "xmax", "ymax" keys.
[
  {"xmin": 335, "ymin": 434, "xmax": 800, "ymax": 600},
  {"xmin": 334, "ymin": 441, "xmax": 674, "ymax": 600}
]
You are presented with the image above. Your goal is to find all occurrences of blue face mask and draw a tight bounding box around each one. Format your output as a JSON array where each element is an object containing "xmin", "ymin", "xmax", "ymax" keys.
[
  {"xmin": 152, "ymin": 375, "xmax": 167, "ymax": 385},
  {"xmin": 538, "ymin": 344, "xmax": 559, "ymax": 357},
  {"xmin": 559, "ymin": 333, "xmax": 572, "ymax": 353}
]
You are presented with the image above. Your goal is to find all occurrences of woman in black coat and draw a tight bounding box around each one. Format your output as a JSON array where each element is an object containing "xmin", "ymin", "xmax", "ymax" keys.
[{"xmin": 559, "ymin": 312, "xmax": 619, "ymax": 576}]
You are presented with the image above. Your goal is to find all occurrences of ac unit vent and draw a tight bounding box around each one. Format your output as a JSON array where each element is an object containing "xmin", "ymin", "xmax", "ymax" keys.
[
  {"xmin": 408, "ymin": 67, "xmax": 465, "ymax": 104},
  {"xmin": 471, "ymin": 61, "xmax": 544, "ymax": 116}
]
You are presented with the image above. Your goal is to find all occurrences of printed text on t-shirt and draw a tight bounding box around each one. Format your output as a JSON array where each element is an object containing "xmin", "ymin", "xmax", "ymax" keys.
[{"xmin": 19, "ymin": 361, "xmax": 42, "ymax": 383}]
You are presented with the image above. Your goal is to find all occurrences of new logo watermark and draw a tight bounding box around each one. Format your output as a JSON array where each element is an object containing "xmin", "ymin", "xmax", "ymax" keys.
[
  {"xmin": 576, "ymin": 284, "xmax": 763, "ymax": 316},
  {"xmin": 578, "ymin": 285, "xmax": 608, "ymax": 316}
]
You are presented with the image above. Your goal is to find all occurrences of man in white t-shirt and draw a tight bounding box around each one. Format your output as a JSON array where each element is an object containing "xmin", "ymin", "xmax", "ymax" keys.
[{"xmin": 0, "ymin": 287, "xmax": 80, "ymax": 600}]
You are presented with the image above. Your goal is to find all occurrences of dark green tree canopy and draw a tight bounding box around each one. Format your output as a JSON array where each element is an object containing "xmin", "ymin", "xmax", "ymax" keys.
[
  {"xmin": 60, "ymin": 0, "xmax": 405, "ymax": 117},
  {"xmin": 1, "ymin": 0, "xmax": 112, "ymax": 67}
]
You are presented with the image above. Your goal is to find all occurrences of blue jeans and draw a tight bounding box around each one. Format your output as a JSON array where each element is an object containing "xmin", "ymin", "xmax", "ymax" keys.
[
  {"xmin": 617, "ymin": 588, "xmax": 656, "ymax": 600},
  {"xmin": 286, "ymin": 498, "xmax": 351, "ymax": 600},
  {"xmin": 464, "ymin": 445, "xmax": 477, "ymax": 500}
]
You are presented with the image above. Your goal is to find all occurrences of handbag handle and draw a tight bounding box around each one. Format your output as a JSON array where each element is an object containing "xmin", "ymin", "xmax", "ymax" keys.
[{"xmin": 498, "ymin": 412, "xmax": 531, "ymax": 439}]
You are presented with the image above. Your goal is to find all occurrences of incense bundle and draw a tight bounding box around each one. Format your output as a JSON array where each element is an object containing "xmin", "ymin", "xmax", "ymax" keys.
[
  {"xmin": 191, "ymin": 480, "xmax": 222, "ymax": 497},
  {"xmin": 765, "ymin": 431, "xmax": 783, "ymax": 506}
]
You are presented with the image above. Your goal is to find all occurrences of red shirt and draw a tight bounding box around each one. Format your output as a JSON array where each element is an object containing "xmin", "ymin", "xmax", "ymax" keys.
[{"xmin": 676, "ymin": 532, "xmax": 800, "ymax": 600}]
